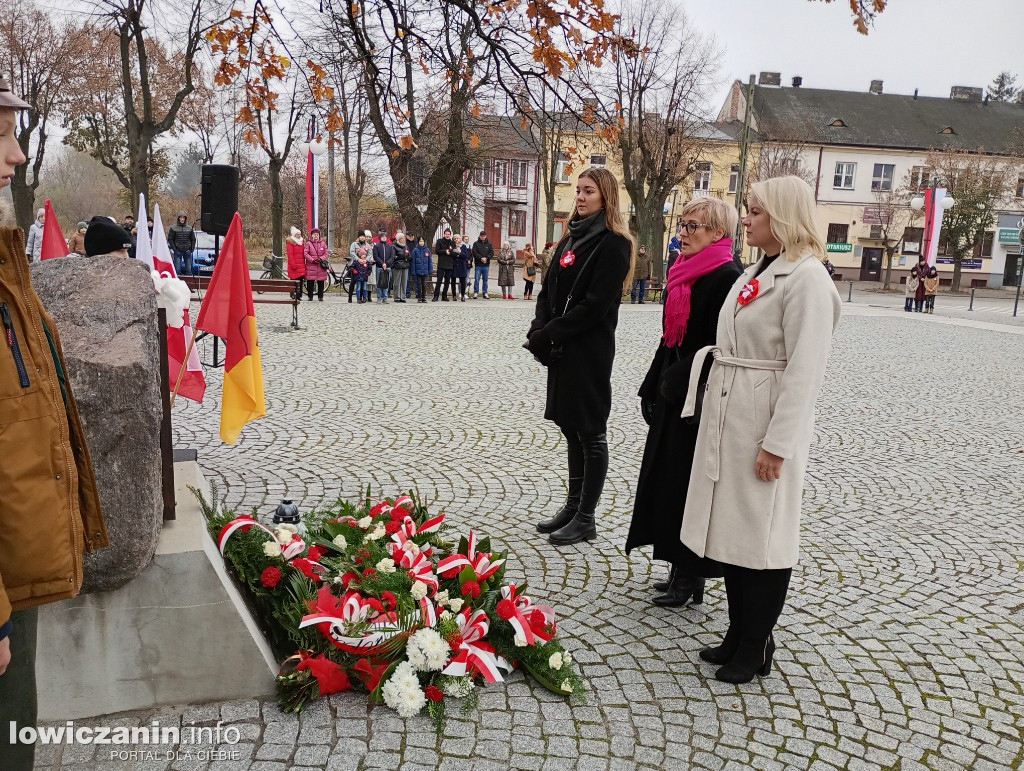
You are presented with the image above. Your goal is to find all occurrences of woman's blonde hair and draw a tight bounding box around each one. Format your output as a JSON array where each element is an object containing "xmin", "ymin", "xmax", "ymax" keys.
[
  {"xmin": 563, "ymin": 167, "xmax": 636, "ymax": 290},
  {"xmin": 677, "ymin": 197, "xmax": 738, "ymax": 241},
  {"xmin": 748, "ymin": 176, "xmax": 825, "ymax": 261}
]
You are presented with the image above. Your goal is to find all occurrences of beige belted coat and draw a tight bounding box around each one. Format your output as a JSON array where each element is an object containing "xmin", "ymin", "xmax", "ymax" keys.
[{"xmin": 680, "ymin": 251, "xmax": 841, "ymax": 569}]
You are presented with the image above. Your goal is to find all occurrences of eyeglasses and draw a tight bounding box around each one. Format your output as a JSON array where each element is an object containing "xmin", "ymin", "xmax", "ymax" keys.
[{"xmin": 678, "ymin": 221, "xmax": 711, "ymax": 235}]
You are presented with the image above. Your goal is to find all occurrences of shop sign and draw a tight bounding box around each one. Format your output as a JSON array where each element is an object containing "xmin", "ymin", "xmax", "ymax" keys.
[
  {"xmin": 998, "ymin": 228, "xmax": 1021, "ymax": 244},
  {"xmin": 826, "ymin": 242, "xmax": 853, "ymax": 253},
  {"xmin": 936, "ymin": 257, "xmax": 983, "ymax": 269}
]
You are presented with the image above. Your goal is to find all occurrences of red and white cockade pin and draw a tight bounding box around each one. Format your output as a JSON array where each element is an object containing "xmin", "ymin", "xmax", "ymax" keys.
[
  {"xmin": 559, "ymin": 249, "xmax": 576, "ymax": 268},
  {"xmin": 737, "ymin": 278, "xmax": 760, "ymax": 305}
]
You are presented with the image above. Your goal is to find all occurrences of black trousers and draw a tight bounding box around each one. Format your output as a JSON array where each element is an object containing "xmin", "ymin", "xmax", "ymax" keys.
[
  {"xmin": 433, "ymin": 268, "xmax": 455, "ymax": 299},
  {"xmin": 562, "ymin": 429, "xmax": 608, "ymax": 514},
  {"xmin": 306, "ymin": 279, "xmax": 325, "ymax": 300},
  {"xmin": 415, "ymin": 275, "xmax": 427, "ymax": 300},
  {"xmin": 456, "ymin": 276, "xmax": 467, "ymax": 297},
  {"xmin": 523, "ymin": 279, "xmax": 534, "ymax": 298},
  {"xmin": 0, "ymin": 607, "xmax": 38, "ymax": 771},
  {"xmin": 722, "ymin": 563, "xmax": 792, "ymax": 644}
]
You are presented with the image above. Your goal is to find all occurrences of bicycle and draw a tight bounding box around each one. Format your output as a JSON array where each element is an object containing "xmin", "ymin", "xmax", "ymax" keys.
[
  {"xmin": 325, "ymin": 262, "xmax": 348, "ymax": 292},
  {"xmin": 257, "ymin": 255, "xmax": 288, "ymax": 294}
]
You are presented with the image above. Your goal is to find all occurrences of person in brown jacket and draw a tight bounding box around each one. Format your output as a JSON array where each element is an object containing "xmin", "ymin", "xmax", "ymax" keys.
[
  {"xmin": 0, "ymin": 78, "xmax": 108, "ymax": 771},
  {"xmin": 66, "ymin": 221, "xmax": 87, "ymax": 255},
  {"xmin": 630, "ymin": 244, "xmax": 653, "ymax": 303}
]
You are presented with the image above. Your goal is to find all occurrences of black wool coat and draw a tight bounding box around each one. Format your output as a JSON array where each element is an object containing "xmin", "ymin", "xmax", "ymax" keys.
[
  {"xmin": 434, "ymin": 238, "xmax": 456, "ymax": 270},
  {"xmin": 528, "ymin": 231, "xmax": 632, "ymax": 435},
  {"xmin": 624, "ymin": 261, "xmax": 741, "ymax": 568}
]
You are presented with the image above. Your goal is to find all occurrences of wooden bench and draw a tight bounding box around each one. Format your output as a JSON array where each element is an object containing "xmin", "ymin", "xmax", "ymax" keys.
[
  {"xmin": 182, "ymin": 275, "xmax": 300, "ymax": 329},
  {"xmin": 646, "ymin": 280, "xmax": 664, "ymax": 303},
  {"xmin": 832, "ymin": 273, "xmax": 843, "ymax": 281}
]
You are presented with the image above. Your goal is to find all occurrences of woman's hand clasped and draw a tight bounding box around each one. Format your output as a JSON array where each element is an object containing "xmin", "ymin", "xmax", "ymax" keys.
[{"xmin": 754, "ymin": 448, "xmax": 784, "ymax": 482}]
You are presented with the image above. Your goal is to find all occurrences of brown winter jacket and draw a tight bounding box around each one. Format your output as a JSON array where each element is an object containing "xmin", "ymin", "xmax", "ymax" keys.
[{"xmin": 0, "ymin": 228, "xmax": 107, "ymax": 629}]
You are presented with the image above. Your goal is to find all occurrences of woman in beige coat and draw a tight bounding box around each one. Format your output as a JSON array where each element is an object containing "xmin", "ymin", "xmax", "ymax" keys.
[{"xmin": 680, "ymin": 175, "xmax": 841, "ymax": 684}]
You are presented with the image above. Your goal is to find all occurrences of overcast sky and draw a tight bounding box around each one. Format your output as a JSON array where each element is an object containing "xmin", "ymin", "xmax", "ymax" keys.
[{"xmin": 687, "ymin": 0, "xmax": 1024, "ymax": 107}]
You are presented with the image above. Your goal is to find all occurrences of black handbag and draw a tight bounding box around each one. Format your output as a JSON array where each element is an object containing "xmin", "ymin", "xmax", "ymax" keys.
[
  {"xmin": 526, "ymin": 264, "xmax": 536, "ymax": 277},
  {"xmin": 378, "ymin": 270, "xmax": 391, "ymax": 290}
]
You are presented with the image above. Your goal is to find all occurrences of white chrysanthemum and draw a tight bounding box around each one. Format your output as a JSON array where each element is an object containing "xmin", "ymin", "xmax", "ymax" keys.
[
  {"xmin": 262, "ymin": 541, "xmax": 282, "ymax": 557},
  {"xmin": 381, "ymin": 665, "xmax": 425, "ymax": 717},
  {"xmin": 434, "ymin": 590, "xmax": 450, "ymax": 605},
  {"xmin": 332, "ymin": 534, "xmax": 347, "ymax": 549},
  {"xmin": 441, "ymin": 676, "xmax": 475, "ymax": 698},
  {"xmin": 357, "ymin": 516, "xmax": 373, "ymax": 529},
  {"xmin": 563, "ymin": 650, "xmax": 572, "ymax": 665},
  {"xmin": 548, "ymin": 652, "xmax": 563, "ymax": 670},
  {"xmin": 367, "ymin": 525, "xmax": 387, "ymax": 541},
  {"xmin": 375, "ymin": 558, "xmax": 397, "ymax": 574},
  {"xmin": 447, "ymin": 598, "xmax": 464, "ymax": 612},
  {"xmin": 410, "ymin": 581, "xmax": 428, "ymax": 601},
  {"xmin": 440, "ymin": 610, "xmax": 453, "ymax": 622},
  {"xmin": 407, "ymin": 628, "xmax": 449, "ymax": 671},
  {"xmin": 560, "ymin": 679, "xmax": 572, "ymax": 693},
  {"xmin": 513, "ymin": 634, "xmax": 528, "ymax": 647}
]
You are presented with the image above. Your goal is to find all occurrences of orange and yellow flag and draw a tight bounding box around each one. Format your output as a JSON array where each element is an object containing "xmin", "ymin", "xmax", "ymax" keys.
[{"xmin": 195, "ymin": 213, "xmax": 265, "ymax": 443}]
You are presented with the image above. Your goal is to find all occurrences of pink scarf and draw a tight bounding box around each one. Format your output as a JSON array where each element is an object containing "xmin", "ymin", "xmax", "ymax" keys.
[{"xmin": 662, "ymin": 237, "xmax": 734, "ymax": 347}]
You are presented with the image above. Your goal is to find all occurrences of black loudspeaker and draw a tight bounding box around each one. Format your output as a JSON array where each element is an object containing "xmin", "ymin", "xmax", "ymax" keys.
[{"xmin": 200, "ymin": 164, "xmax": 240, "ymax": 236}]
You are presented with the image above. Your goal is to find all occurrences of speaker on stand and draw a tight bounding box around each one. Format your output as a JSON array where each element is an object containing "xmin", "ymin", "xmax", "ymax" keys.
[{"xmin": 200, "ymin": 164, "xmax": 240, "ymax": 262}]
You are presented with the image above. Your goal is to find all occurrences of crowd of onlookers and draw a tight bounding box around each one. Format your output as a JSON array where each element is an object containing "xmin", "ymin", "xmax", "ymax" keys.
[{"xmin": 285, "ymin": 225, "xmax": 548, "ymax": 304}]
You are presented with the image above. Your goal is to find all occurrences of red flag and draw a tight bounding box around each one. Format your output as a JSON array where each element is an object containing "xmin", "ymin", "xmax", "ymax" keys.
[
  {"xmin": 40, "ymin": 199, "xmax": 69, "ymax": 260},
  {"xmin": 194, "ymin": 213, "xmax": 265, "ymax": 443}
]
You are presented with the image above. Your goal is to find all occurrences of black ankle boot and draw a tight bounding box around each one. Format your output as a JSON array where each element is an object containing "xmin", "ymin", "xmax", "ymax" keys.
[
  {"xmin": 714, "ymin": 635, "xmax": 775, "ymax": 683},
  {"xmin": 536, "ymin": 477, "xmax": 583, "ymax": 534},
  {"xmin": 549, "ymin": 510, "xmax": 596, "ymax": 545},
  {"xmin": 699, "ymin": 627, "xmax": 741, "ymax": 665},
  {"xmin": 653, "ymin": 575, "xmax": 704, "ymax": 607},
  {"xmin": 653, "ymin": 565, "xmax": 676, "ymax": 593}
]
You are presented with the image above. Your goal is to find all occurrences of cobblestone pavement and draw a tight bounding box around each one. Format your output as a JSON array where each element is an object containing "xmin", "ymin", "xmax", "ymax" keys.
[{"xmin": 41, "ymin": 296, "xmax": 1024, "ymax": 771}]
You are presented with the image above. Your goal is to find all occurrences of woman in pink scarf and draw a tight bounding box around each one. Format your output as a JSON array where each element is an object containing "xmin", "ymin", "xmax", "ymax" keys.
[{"xmin": 626, "ymin": 197, "xmax": 742, "ymax": 607}]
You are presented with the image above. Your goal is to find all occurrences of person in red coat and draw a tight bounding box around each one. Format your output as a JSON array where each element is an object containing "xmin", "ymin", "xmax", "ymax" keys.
[
  {"xmin": 286, "ymin": 226, "xmax": 305, "ymax": 298},
  {"xmin": 303, "ymin": 228, "xmax": 329, "ymax": 301}
]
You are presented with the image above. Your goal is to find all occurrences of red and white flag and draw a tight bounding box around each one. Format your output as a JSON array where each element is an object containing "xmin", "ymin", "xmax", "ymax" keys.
[{"xmin": 137, "ymin": 194, "xmax": 206, "ymax": 403}]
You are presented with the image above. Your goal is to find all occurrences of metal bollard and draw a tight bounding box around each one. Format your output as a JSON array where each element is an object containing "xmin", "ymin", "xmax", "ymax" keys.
[
  {"xmin": 969, "ymin": 287, "xmax": 975, "ymax": 311},
  {"xmin": 847, "ymin": 281, "xmax": 853, "ymax": 303}
]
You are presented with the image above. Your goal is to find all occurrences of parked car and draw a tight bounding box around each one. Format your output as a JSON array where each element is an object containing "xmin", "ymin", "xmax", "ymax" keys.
[{"xmin": 193, "ymin": 230, "xmax": 218, "ymax": 275}]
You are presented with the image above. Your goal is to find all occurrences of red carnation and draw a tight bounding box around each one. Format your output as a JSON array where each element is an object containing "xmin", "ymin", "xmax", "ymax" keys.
[
  {"xmin": 460, "ymin": 580, "xmax": 481, "ymax": 599},
  {"xmin": 366, "ymin": 597, "xmax": 384, "ymax": 613},
  {"xmin": 446, "ymin": 633, "xmax": 464, "ymax": 651},
  {"xmin": 260, "ymin": 566, "xmax": 282, "ymax": 588},
  {"xmin": 496, "ymin": 599, "xmax": 517, "ymax": 620},
  {"xmin": 292, "ymin": 558, "xmax": 321, "ymax": 581},
  {"xmin": 340, "ymin": 570, "xmax": 359, "ymax": 587},
  {"xmin": 307, "ymin": 545, "xmax": 325, "ymax": 562},
  {"xmin": 362, "ymin": 567, "xmax": 377, "ymax": 578},
  {"xmin": 296, "ymin": 655, "xmax": 352, "ymax": 696},
  {"xmin": 385, "ymin": 520, "xmax": 401, "ymax": 535},
  {"xmin": 389, "ymin": 507, "xmax": 407, "ymax": 522},
  {"xmin": 424, "ymin": 685, "xmax": 443, "ymax": 702},
  {"xmin": 440, "ymin": 566, "xmax": 461, "ymax": 579},
  {"xmin": 529, "ymin": 609, "xmax": 556, "ymax": 638},
  {"xmin": 380, "ymin": 591, "xmax": 397, "ymax": 611}
]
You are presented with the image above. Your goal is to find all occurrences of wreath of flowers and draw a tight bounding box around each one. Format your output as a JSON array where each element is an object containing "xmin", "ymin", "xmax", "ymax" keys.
[{"xmin": 199, "ymin": 486, "xmax": 584, "ymax": 725}]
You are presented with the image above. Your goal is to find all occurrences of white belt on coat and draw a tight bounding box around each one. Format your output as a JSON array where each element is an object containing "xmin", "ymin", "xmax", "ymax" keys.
[{"xmin": 681, "ymin": 345, "xmax": 788, "ymax": 482}]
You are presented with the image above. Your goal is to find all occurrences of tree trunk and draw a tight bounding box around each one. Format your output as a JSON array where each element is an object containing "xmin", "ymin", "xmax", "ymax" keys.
[
  {"xmin": 636, "ymin": 209, "xmax": 665, "ymax": 281},
  {"xmin": 952, "ymin": 253, "xmax": 963, "ymax": 294},
  {"xmin": 347, "ymin": 190, "xmax": 360, "ymax": 247},
  {"xmin": 269, "ymin": 156, "xmax": 285, "ymax": 261},
  {"xmin": 11, "ymin": 128, "xmax": 37, "ymax": 234},
  {"xmin": 544, "ymin": 185, "xmax": 556, "ymax": 245},
  {"xmin": 883, "ymin": 246, "xmax": 895, "ymax": 290}
]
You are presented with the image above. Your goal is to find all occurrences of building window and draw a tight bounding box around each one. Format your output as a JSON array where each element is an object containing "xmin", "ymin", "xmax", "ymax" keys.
[
  {"xmin": 826, "ymin": 223, "xmax": 849, "ymax": 243},
  {"xmin": 871, "ymin": 163, "xmax": 895, "ymax": 191},
  {"xmin": 589, "ymin": 154, "xmax": 606, "ymax": 168},
  {"xmin": 1016, "ymin": 175, "xmax": 1024, "ymax": 198},
  {"xmin": 973, "ymin": 231, "xmax": 994, "ymax": 258},
  {"xmin": 780, "ymin": 158, "xmax": 802, "ymax": 176},
  {"xmin": 509, "ymin": 209, "xmax": 527, "ymax": 237},
  {"xmin": 728, "ymin": 164, "xmax": 739, "ymax": 193},
  {"xmin": 903, "ymin": 227, "xmax": 923, "ymax": 254},
  {"xmin": 510, "ymin": 160, "xmax": 529, "ymax": 189},
  {"xmin": 473, "ymin": 162, "xmax": 492, "ymax": 186},
  {"xmin": 869, "ymin": 225, "xmax": 883, "ymax": 240},
  {"xmin": 493, "ymin": 160, "xmax": 507, "ymax": 187},
  {"xmin": 833, "ymin": 162, "xmax": 856, "ymax": 189},
  {"xmin": 694, "ymin": 162, "xmax": 712, "ymax": 192},
  {"xmin": 910, "ymin": 166, "xmax": 931, "ymax": 190},
  {"xmin": 555, "ymin": 155, "xmax": 571, "ymax": 184}
]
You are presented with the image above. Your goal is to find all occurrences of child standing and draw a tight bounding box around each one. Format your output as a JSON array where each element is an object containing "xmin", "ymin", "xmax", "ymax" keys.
[
  {"xmin": 905, "ymin": 266, "xmax": 919, "ymax": 312},
  {"xmin": 353, "ymin": 247, "xmax": 372, "ymax": 303},
  {"xmin": 923, "ymin": 266, "xmax": 939, "ymax": 313},
  {"xmin": 411, "ymin": 236, "xmax": 433, "ymax": 303}
]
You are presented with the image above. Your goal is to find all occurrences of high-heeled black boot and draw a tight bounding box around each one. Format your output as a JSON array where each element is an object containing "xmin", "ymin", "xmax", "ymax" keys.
[
  {"xmin": 714, "ymin": 635, "xmax": 775, "ymax": 683},
  {"xmin": 653, "ymin": 574, "xmax": 704, "ymax": 607},
  {"xmin": 536, "ymin": 476, "xmax": 583, "ymax": 533},
  {"xmin": 699, "ymin": 569, "xmax": 743, "ymax": 664},
  {"xmin": 550, "ymin": 431, "xmax": 606, "ymax": 546},
  {"xmin": 653, "ymin": 564, "xmax": 676, "ymax": 593}
]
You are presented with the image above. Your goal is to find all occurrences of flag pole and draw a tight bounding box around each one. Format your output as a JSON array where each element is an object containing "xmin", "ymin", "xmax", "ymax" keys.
[{"xmin": 170, "ymin": 323, "xmax": 201, "ymax": 408}]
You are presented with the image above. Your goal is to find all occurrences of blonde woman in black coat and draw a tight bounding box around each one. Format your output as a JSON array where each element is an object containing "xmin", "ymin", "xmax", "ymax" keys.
[{"xmin": 524, "ymin": 167, "xmax": 635, "ymax": 546}]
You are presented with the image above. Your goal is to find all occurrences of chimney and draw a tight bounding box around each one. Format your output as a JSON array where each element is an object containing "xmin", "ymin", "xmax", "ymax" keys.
[
  {"xmin": 950, "ymin": 86, "xmax": 983, "ymax": 102},
  {"xmin": 758, "ymin": 72, "xmax": 781, "ymax": 87},
  {"xmin": 869, "ymin": 80, "xmax": 883, "ymax": 95},
  {"xmin": 791, "ymin": 76, "xmax": 803, "ymax": 88}
]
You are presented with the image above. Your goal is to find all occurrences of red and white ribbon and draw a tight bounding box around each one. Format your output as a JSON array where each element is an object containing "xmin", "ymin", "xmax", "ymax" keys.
[
  {"xmin": 441, "ymin": 608, "xmax": 510, "ymax": 683},
  {"xmin": 437, "ymin": 530, "xmax": 505, "ymax": 581},
  {"xmin": 217, "ymin": 514, "xmax": 307, "ymax": 560}
]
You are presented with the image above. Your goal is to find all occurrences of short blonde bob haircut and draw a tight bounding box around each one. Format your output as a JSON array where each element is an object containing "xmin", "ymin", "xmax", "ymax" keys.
[
  {"xmin": 677, "ymin": 197, "xmax": 738, "ymax": 241},
  {"xmin": 748, "ymin": 175, "xmax": 826, "ymax": 261}
]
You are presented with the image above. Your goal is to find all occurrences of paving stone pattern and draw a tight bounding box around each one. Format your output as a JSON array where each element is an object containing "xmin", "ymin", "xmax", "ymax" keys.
[{"xmin": 43, "ymin": 298, "xmax": 1024, "ymax": 770}]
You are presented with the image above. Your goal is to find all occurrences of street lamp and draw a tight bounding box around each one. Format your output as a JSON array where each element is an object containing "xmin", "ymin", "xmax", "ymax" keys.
[
  {"xmin": 910, "ymin": 183, "xmax": 955, "ymax": 269},
  {"xmin": 309, "ymin": 139, "xmax": 328, "ymax": 157}
]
